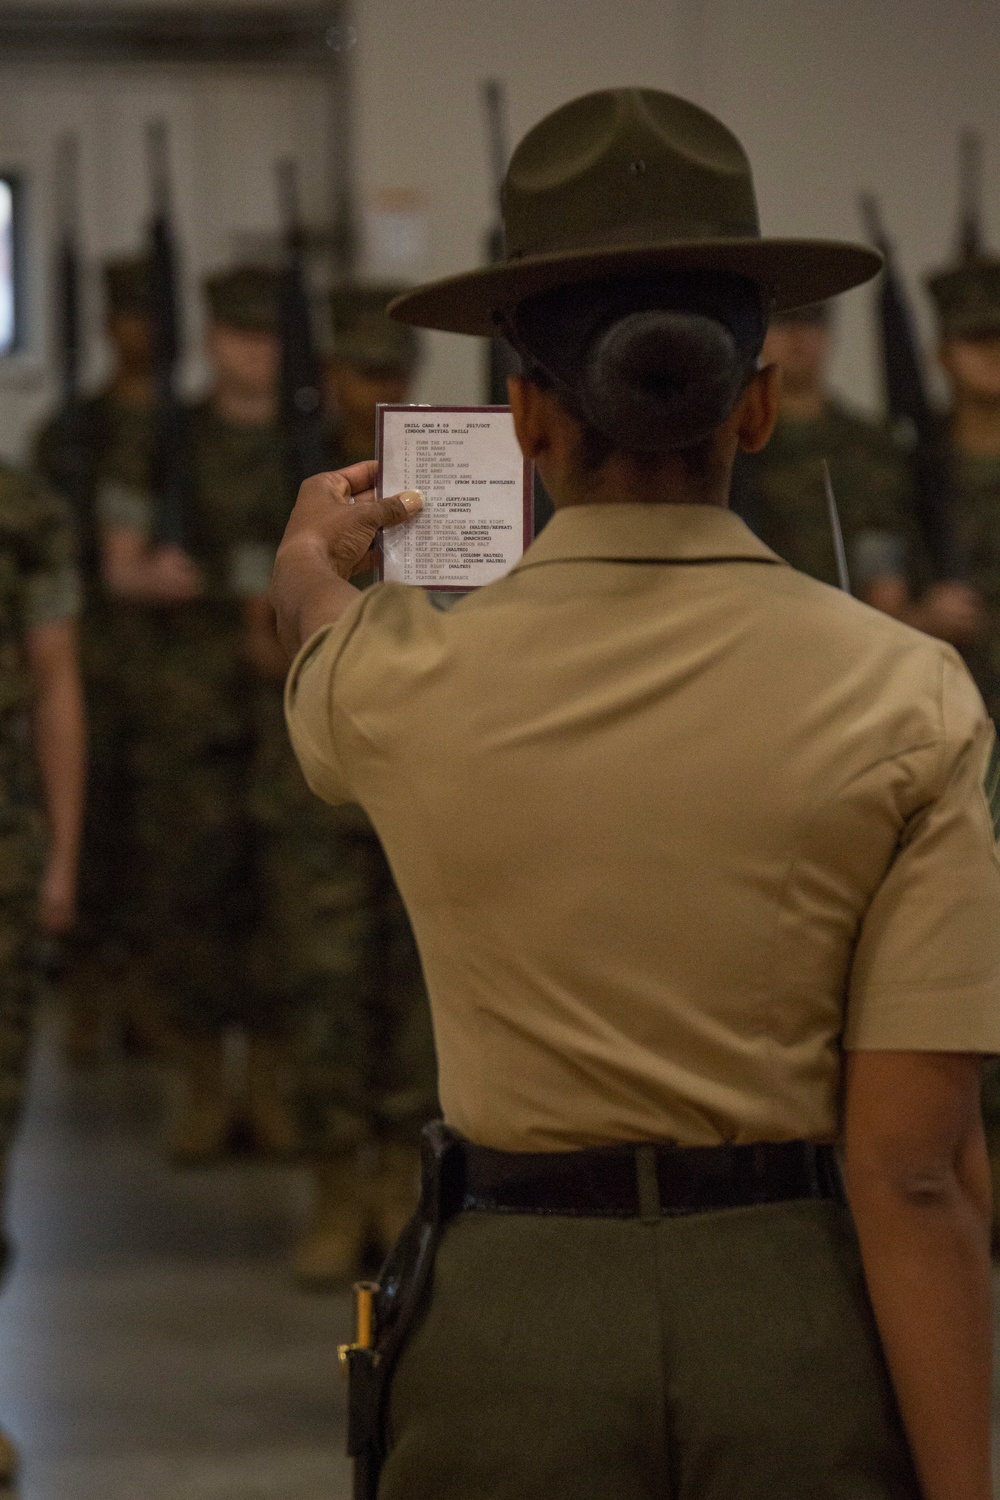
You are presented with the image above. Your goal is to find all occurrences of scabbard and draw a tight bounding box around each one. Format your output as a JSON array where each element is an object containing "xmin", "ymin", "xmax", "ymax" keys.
[
  {"xmin": 345, "ymin": 1346, "xmax": 382, "ymax": 1500},
  {"xmin": 341, "ymin": 1122, "xmax": 466, "ymax": 1500}
]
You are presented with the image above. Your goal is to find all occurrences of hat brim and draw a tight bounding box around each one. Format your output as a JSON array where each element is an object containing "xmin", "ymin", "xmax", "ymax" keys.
[{"xmin": 387, "ymin": 238, "xmax": 882, "ymax": 336}]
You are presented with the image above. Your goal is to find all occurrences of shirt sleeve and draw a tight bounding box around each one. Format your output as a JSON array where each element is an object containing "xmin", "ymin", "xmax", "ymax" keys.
[
  {"xmin": 20, "ymin": 479, "xmax": 82, "ymax": 628},
  {"xmin": 283, "ymin": 591, "xmax": 371, "ymax": 806},
  {"xmin": 845, "ymin": 651, "xmax": 1000, "ymax": 1053}
]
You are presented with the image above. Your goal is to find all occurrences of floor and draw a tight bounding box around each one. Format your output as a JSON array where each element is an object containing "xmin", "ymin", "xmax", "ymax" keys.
[
  {"xmin": 1, "ymin": 1013, "xmax": 999, "ymax": 1498},
  {"xmin": 0, "ymin": 1014, "xmax": 354, "ymax": 1500}
]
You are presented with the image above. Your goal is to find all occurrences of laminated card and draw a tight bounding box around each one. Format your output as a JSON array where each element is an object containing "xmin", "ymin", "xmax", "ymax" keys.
[{"xmin": 376, "ymin": 405, "xmax": 532, "ymax": 590}]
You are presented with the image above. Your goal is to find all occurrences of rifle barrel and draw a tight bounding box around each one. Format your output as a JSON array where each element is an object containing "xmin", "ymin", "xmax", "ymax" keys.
[
  {"xmin": 857, "ymin": 191, "xmax": 888, "ymax": 255},
  {"xmin": 276, "ymin": 156, "xmax": 303, "ymax": 248},
  {"xmin": 959, "ymin": 127, "xmax": 984, "ymax": 263},
  {"xmin": 146, "ymin": 118, "xmax": 172, "ymax": 218},
  {"xmin": 55, "ymin": 134, "xmax": 79, "ymax": 243},
  {"xmin": 480, "ymin": 77, "xmax": 509, "ymax": 218}
]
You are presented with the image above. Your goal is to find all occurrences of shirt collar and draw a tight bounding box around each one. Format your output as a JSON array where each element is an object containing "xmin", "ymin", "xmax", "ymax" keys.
[{"xmin": 514, "ymin": 503, "xmax": 786, "ymax": 571}]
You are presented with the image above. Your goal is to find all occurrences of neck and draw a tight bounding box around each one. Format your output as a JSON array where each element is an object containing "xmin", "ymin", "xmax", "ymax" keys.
[
  {"xmin": 109, "ymin": 369, "xmax": 154, "ymax": 409},
  {"xmin": 777, "ymin": 384, "xmax": 826, "ymax": 423},
  {"xmin": 211, "ymin": 384, "xmax": 276, "ymax": 427},
  {"xmin": 951, "ymin": 398, "xmax": 1000, "ymax": 457},
  {"xmin": 548, "ymin": 451, "xmax": 732, "ymax": 510}
]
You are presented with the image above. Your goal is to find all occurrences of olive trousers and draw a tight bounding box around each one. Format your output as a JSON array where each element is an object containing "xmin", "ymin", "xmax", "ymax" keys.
[{"xmin": 380, "ymin": 1197, "xmax": 920, "ymax": 1500}]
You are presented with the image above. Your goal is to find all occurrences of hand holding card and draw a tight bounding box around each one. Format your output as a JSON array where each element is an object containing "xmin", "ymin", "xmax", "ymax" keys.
[{"xmin": 376, "ymin": 405, "xmax": 532, "ymax": 590}]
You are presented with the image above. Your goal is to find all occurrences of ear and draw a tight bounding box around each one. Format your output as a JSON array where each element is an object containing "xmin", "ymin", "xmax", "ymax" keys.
[
  {"xmin": 735, "ymin": 363, "xmax": 781, "ymax": 454},
  {"xmin": 508, "ymin": 374, "xmax": 554, "ymax": 461}
]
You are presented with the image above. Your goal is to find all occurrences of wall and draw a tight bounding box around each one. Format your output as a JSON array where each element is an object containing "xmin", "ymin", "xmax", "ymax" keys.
[
  {"xmin": 0, "ymin": 48, "xmax": 334, "ymax": 456},
  {"xmin": 0, "ymin": 0, "xmax": 996, "ymax": 457},
  {"xmin": 352, "ymin": 0, "xmax": 1000, "ymax": 413}
]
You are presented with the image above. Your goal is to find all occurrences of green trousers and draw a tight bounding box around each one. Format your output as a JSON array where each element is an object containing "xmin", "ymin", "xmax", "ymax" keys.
[{"xmin": 381, "ymin": 1198, "xmax": 919, "ymax": 1500}]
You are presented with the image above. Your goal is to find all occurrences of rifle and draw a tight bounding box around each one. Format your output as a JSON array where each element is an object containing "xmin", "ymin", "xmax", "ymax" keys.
[
  {"xmin": 859, "ymin": 193, "xmax": 960, "ymax": 580},
  {"xmin": 481, "ymin": 80, "xmax": 552, "ymax": 532},
  {"xmin": 958, "ymin": 128, "xmax": 984, "ymax": 263},
  {"xmin": 54, "ymin": 135, "xmax": 81, "ymax": 419},
  {"xmin": 146, "ymin": 119, "xmax": 189, "ymax": 547},
  {"xmin": 480, "ymin": 78, "xmax": 518, "ymax": 406},
  {"xmin": 275, "ymin": 157, "xmax": 325, "ymax": 499},
  {"xmin": 40, "ymin": 135, "xmax": 116, "ymax": 578}
]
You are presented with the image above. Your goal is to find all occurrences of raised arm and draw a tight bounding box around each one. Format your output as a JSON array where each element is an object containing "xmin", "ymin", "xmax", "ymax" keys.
[
  {"xmin": 269, "ymin": 461, "xmax": 421, "ymax": 657},
  {"xmin": 843, "ymin": 1049, "xmax": 992, "ymax": 1500}
]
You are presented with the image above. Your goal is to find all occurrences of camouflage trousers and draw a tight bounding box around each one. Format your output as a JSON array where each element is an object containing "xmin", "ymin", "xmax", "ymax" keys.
[
  {"xmin": 0, "ymin": 809, "xmax": 43, "ymax": 1278},
  {"xmin": 132, "ymin": 734, "xmax": 281, "ymax": 1038},
  {"xmin": 259, "ymin": 813, "xmax": 438, "ymax": 1155},
  {"xmin": 76, "ymin": 662, "xmax": 145, "ymax": 959}
]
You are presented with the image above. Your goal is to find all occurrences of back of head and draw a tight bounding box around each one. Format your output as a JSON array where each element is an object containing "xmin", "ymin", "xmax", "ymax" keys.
[{"xmin": 505, "ymin": 270, "xmax": 767, "ymax": 458}]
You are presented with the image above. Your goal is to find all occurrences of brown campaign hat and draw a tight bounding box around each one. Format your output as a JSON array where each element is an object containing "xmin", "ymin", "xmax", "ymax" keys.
[
  {"xmin": 203, "ymin": 264, "xmax": 281, "ymax": 332},
  {"xmin": 103, "ymin": 257, "xmax": 152, "ymax": 316},
  {"xmin": 927, "ymin": 258, "xmax": 1000, "ymax": 337},
  {"xmin": 327, "ymin": 285, "xmax": 420, "ymax": 373},
  {"xmin": 389, "ymin": 89, "xmax": 881, "ymax": 336}
]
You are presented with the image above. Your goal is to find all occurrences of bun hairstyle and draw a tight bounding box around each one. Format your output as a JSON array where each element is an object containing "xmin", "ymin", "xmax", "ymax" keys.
[{"xmin": 502, "ymin": 271, "xmax": 768, "ymax": 457}]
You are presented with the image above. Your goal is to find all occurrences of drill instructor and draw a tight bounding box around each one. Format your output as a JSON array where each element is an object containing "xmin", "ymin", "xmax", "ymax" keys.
[{"xmin": 272, "ymin": 90, "xmax": 1000, "ymax": 1500}]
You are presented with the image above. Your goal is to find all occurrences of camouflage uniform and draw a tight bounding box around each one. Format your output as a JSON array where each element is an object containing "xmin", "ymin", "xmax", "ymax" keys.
[
  {"xmin": 925, "ymin": 255, "xmax": 1000, "ymax": 1228},
  {"xmin": 36, "ymin": 391, "xmax": 154, "ymax": 963},
  {"xmin": 735, "ymin": 400, "xmax": 919, "ymax": 592},
  {"xmin": 924, "ymin": 258, "xmax": 1000, "ymax": 728},
  {"xmin": 108, "ymin": 398, "xmax": 286, "ymax": 1038},
  {"xmin": 0, "ymin": 465, "xmax": 80, "ymax": 1231},
  {"xmin": 263, "ymin": 290, "xmax": 435, "ymax": 1282},
  {"xmin": 33, "ymin": 260, "xmax": 155, "ymax": 1043},
  {"xmin": 252, "ymin": 682, "xmax": 437, "ymax": 1156}
]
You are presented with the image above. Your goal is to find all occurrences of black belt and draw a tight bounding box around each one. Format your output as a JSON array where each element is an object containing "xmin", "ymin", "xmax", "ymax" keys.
[{"xmin": 458, "ymin": 1137, "xmax": 843, "ymax": 1219}]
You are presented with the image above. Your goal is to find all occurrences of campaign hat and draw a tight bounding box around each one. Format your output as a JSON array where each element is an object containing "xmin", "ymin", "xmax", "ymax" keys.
[
  {"xmin": 327, "ymin": 285, "xmax": 421, "ymax": 374},
  {"xmin": 203, "ymin": 264, "xmax": 281, "ymax": 333},
  {"xmin": 388, "ymin": 89, "xmax": 881, "ymax": 336},
  {"xmin": 926, "ymin": 258, "xmax": 1000, "ymax": 337}
]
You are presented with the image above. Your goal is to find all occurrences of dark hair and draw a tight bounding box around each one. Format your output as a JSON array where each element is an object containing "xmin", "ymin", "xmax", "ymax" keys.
[{"xmin": 502, "ymin": 270, "xmax": 767, "ymax": 470}]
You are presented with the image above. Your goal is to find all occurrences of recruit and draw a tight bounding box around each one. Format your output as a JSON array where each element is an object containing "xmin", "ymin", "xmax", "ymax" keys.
[{"xmin": 271, "ymin": 89, "xmax": 1000, "ymax": 1500}]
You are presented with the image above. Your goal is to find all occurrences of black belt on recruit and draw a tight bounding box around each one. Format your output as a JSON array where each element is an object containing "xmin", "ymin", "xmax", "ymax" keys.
[{"xmin": 341, "ymin": 1124, "xmax": 843, "ymax": 1500}]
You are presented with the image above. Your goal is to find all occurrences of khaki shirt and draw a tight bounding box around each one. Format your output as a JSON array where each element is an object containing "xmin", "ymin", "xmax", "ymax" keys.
[{"xmin": 286, "ymin": 503, "xmax": 1000, "ymax": 1152}]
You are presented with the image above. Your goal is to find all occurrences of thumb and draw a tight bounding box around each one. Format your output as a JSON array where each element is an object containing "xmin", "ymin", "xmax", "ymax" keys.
[{"xmin": 358, "ymin": 489, "xmax": 424, "ymax": 530}]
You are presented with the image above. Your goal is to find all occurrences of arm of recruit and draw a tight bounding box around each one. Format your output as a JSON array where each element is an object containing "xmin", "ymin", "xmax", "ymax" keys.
[
  {"xmin": 844, "ymin": 1051, "xmax": 993, "ymax": 1500},
  {"xmin": 269, "ymin": 461, "xmax": 423, "ymax": 657},
  {"xmin": 26, "ymin": 619, "xmax": 85, "ymax": 933}
]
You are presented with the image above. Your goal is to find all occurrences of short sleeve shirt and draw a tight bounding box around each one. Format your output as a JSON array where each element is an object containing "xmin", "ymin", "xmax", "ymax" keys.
[{"xmin": 286, "ymin": 503, "xmax": 1000, "ymax": 1151}]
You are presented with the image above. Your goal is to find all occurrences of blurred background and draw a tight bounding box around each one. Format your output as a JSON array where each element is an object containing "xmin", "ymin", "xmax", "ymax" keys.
[
  {"xmin": 0, "ymin": 0, "xmax": 994, "ymax": 455},
  {"xmin": 0, "ymin": 3, "xmax": 996, "ymax": 1498}
]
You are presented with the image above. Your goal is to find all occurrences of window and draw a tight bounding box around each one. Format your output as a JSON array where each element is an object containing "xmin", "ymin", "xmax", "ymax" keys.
[{"xmin": 0, "ymin": 177, "xmax": 21, "ymax": 354}]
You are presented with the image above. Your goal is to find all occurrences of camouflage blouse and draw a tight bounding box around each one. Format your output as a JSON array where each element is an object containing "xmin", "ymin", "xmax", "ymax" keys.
[
  {"xmin": 0, "ymin": 463, "xmax": 80, "ymax": 811},
  {"xmin": 736, "ymin": 401, "xmax": 919, "ymax": 592}
]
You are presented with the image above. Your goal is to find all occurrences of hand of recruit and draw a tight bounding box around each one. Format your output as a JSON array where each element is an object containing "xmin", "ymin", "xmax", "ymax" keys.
[{"xmin": 269, "ymin": 461, "xmax": 424, "ymax": 659}]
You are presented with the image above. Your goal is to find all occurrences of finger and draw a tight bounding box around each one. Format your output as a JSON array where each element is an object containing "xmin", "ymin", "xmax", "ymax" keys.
[
  {"xmin": 354, "ymin": 489, "xmax": 424, "ymax": 530},
  {"xmin": 322, "ymin": 459, "xmax": 377, "ymax": 498}
]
